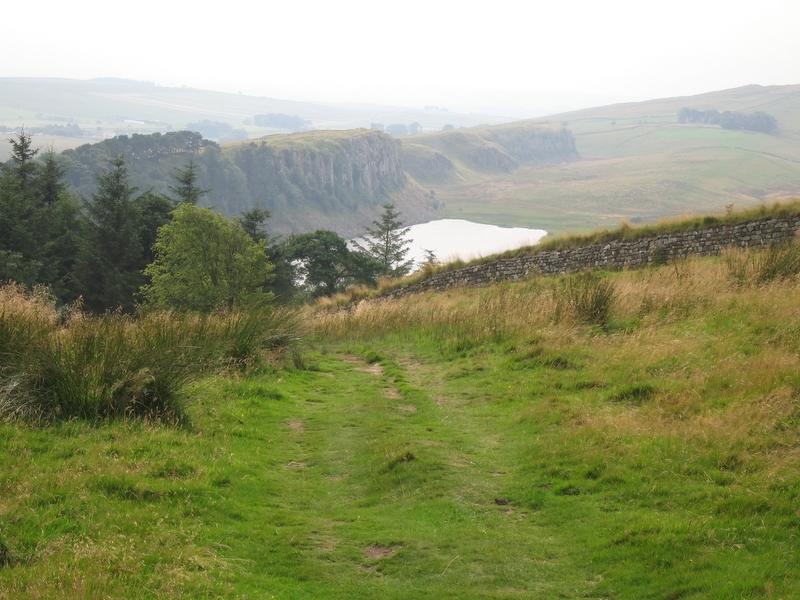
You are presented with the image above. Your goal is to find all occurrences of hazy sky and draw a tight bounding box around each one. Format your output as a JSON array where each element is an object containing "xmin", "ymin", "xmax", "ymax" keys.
[{"xmin": 3, "ymin": 0, "xmax": 799, "ymax": 116}]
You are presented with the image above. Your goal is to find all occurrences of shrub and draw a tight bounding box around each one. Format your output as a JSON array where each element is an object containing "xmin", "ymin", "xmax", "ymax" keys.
[
  {"xmin": 0, "ymin": 285, "xmax": 299, "ymax": 422},
  {"xmin": 142, "ymin": 204, "xmax": 274, "ymax": 312},
  {"xmin": 553, "ymin": 272, "xmax": 616, "ymax": 325}
]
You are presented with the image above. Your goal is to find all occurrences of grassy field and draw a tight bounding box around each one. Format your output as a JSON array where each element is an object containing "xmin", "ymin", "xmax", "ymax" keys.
[{"xmin": 3, "ymin": 248, "xmax": 800, "ymax": 598}]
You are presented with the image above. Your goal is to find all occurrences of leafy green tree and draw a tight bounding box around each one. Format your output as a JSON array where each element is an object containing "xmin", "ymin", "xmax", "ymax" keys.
[
  {"xmin": 286, "ymin": 231, "xmax": 351, "ymax": 296},
  {"xmin": 345, "ymin": 249, "xmax": 384, "ymax": 287},
  {"xmin": 286, "ymin": 230, "xmax": 383, "ymax": 296},
  {"xmin": 142, "ymin": 204, "xmax": 274, "ymax": 311},
  {"xmin": 170, "ymin": 160, "xmax": 208, "ymax": 205},
  {"xmin": 76, "ymin": 156, "xmax": 144, "ymax": 312},
  {"xmin": 356, "ymin": 203, "xmax": 413, "ymax": 277}
]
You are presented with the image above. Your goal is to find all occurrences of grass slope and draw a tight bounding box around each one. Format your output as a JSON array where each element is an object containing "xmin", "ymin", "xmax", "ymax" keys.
[
  {"xmin": 3, "ymin": 248, "xmax": 800, "ymax": 597},
  {"xmin": 416, "ymin": 84, "xmax": 800, "ymax": 234}
]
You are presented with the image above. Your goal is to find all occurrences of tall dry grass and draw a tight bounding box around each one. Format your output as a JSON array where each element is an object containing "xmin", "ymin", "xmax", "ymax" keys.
[
  {"xmin": 724, "ymin": 242, "xmax": 800, "ymax": 286},
  {"xmin": 0, "ymin": 284, "xmax": 301, "ymax": 422},
  {"xmin": 311, "ymin": 243, "xmax": 798, "ymax": 349}
]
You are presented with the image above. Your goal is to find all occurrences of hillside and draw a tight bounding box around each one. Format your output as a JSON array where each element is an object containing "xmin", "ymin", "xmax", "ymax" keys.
[
  {"xmin": 401, "ymin": 124, "xmax": 578, "ymax": 184},
  {"xmin": 59, "ymin": 129, "xmax": 438, "ymax": 235},
  {"xmin": 55, "ymin": 124, "xmax": 575, "ymax": 236},
  {"xmin": 224, "ymin": 130, "xmax": 438, "ymax": 234},
  {"xmin": 422, "ymin": 84, "xmax": 800, "ymax": 233},
  {"xmin": 4, "ymin": 241, "xmax": 800, "ymax": 597}
]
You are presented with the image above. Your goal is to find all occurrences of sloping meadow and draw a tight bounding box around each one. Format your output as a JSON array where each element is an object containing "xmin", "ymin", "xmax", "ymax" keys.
[{"xmin": 310, "ymin": 245, "xmax": 800, "ymax": 595}]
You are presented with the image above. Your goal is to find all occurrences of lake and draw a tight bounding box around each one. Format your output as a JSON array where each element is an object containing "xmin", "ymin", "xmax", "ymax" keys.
[{"xmin": 354, "ymin": 219, "xmax": 547, "ymax": 268}]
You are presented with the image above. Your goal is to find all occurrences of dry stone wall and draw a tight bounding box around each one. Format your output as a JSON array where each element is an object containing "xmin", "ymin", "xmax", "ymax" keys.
[{"xmin": 383, "ymin": 215, "xmax": 800, "ymax": 299}]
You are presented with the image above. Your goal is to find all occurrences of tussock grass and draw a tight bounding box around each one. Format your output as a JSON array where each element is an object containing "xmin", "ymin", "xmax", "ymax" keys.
[
  {"xmin": 311, "ymin": 241, "xmax": 800, "ymax": 360},
  {"xmin": 724, "ymin": 241, "xmax": 800, "ymax": 286},
  {"xmin": 553, "ymin": 271, "xmax": 616, "ymax": 325},
  {"xmin": 0, "ymin": 284, "xmax": 300, "ymax": 422}
]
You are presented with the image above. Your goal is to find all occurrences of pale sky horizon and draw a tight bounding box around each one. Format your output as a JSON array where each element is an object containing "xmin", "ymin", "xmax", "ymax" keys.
[{"xmin": 3, "ymin": 0, "xmax": 799, "ymax": 117}]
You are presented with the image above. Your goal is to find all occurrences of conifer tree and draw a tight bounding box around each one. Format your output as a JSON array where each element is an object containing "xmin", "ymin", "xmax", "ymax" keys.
[
  {"xmin": 0, "ymin": 132, "xmax": 41, "ymax": 285},
  {"xmin": 7, "ymin": 129, "xmax": 39, "ymax": 194},
  {"xmin": 170, "ymin": 160, "xmax": 208, "ymax": 205},
  {"xmin": 356, "ymin": 203, "xmax": 413, "ymax": 277},
  {"xmin": 238, "ymin": 207, "xmax": 271, "ymax": 242},
  {"xmin": 77, "ymin": 156, "xmax": 144, "ymax": 312},
  {"xmin": 37, "ymin": 150, "xmax": 66, "ymax": 206},
  {"xmin": 422, "ymin": 249, "xmax": 438, "ymax": 267}
]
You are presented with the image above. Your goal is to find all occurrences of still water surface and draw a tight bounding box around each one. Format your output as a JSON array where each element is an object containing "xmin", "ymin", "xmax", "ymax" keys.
[{"xmin": 400, "ymin": 219, "xmax": 548, "ymax": 267}]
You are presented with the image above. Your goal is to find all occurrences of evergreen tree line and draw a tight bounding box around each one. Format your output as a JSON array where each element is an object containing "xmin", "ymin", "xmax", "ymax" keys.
[
  {"xmin": 0, "ymin": 132, "xmax": 422, "ymax": 313},
  {"xmin": 677, "ymin": 107, "xmax": 778, "ymax": 134}
]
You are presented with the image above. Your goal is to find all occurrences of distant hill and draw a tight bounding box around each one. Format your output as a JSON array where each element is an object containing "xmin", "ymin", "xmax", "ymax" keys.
[
  {"xmin": 20, "ymin": 82, "xmax": 800, "ymax": 236},
  {"xmin": 401, "ymin": 124, "xmax": 578, "ymax": 184},
  {"xmin": 0, "ymin": 77, "xmax": 506, "ymax": 160},
  {"xmin": 423, "ymin": 84, "xmax": 800, "ymax": 233}
]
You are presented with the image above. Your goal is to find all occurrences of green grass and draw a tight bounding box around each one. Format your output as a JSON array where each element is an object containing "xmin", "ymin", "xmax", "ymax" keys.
[
  {"xmin": 0, "ymin": 354, "xmax": 597, "ymax": 598},
  {"xmin": 3, "ymin": 251, "xmax": 800, "ymax": 597}
]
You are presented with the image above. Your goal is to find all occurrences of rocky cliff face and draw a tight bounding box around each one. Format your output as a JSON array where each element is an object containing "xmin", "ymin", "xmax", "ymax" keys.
[
  {"xmin": 58, "ymin": 125, "xmax": 577, "ymax": 237},
  {"xmin": 229, "ymin": 130, "xmax": 404, "ymax": 202},
  {"xmin": 483, "ymin": 126, "xmax": 578, "ymax": 164},
  {"xmin": 226, "ymin": 129, "xmax": 416, "ymax": 233}
]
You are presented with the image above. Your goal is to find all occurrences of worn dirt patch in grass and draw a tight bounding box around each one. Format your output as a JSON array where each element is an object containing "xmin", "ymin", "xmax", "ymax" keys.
[
  {"xmin": 286, "ymin": 419, "xmax": 305, "ymax": 432},
  {"xmin": 385, "ymin": 388, "xmax": 402, "ymax": 399},
  {"xmin": 360, "ymin": 363, "xmax": 384, "ymax": 376},
  {"xmin": 364, "ymin": 544, "xmax": 401, "ymax": 560},
  {"xmin": 340, "ymin": 354, "xmax": 385, "ymax": 376}
]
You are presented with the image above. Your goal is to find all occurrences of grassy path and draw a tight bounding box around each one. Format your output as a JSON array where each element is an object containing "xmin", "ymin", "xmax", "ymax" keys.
[
  {"xmin": 213, "ymin": 351, "xmax": 595, "ymax": 598},
  {"xmin": 0, "ymin": 349, "xmax": 595, "ymax": 599}
]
